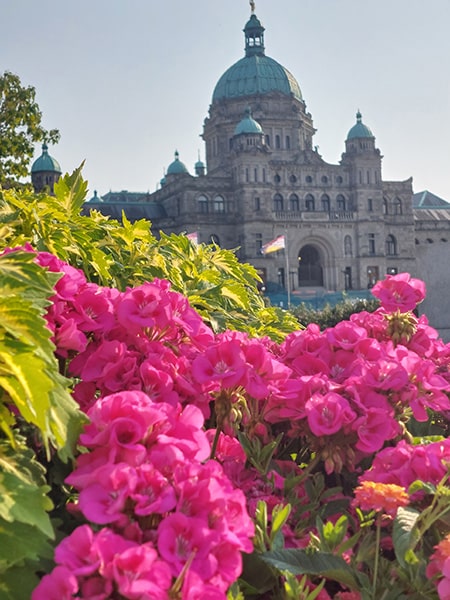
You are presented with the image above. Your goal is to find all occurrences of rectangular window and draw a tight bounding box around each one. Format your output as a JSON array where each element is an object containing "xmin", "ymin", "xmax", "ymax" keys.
[
  {"xmin": 368, "ymin": 233, "xmax": 376, "ymax": 255},
  {"xmin": 368, "ymin": 198, "xmax": 373, "ymax": 212},
  {"xmin": 255, "ymin": 197, "xmax": 261, "ymax": 211},
  {"xmin": 255, "ymin": 233, "xmax": 262, "ymax": 254},
  {"xmin": 246, "ymin": 168, "xmax": 249, "ymax": 182},
  {"xmin": 262, "ymin": 168, "xmax": 266, "ymax": 182}
]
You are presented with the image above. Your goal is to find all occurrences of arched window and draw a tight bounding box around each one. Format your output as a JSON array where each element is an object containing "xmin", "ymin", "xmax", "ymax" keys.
[
  {"xmin": 275, "ymin": 135, "xmax": 281, "ymax": 149},
  {"xmin": 290, "ymin": 194, "xmax": 299, "ymax": 211},
  {"xmin": 274, "ymin": 173, "xmax": 281, "ymax": 184},
  {"xmin": 305, "ymin": 194, "xmax": 315, "ymax": 211},
  {"xmin": 265, "ymin": 134, "xmax": 270, "ymax": 146},
  {"xmin": 344, "ymin": 235, "xmax": 353, "ymax": 257},
  {"xmin": 321, "ymin": 194, "xmax": 330, "ymax": 212},
  {"xmin": 383, "ymin": 198, "xmax": 389, "ymax": 215},
  {"xmin": 386, "ymin": 234, "xmax": 397, "ymax": 255},
  {"xmin": 393, "ymin": 197, "xmax": 402, "ymax": 215},
  {"xmin": 197, "ymin": 195, "xmax": 208, "ymax": 214},
  {"xmin": 273, "ymin": 193, "xmax": 284, "ymax": 211},
  {"xmin": 337, "ymin": 194, "xmax": 346, "ymax": 211},
  {"xmin": 213, "ymin": 195, "xmax": 225, "ymax": 213}
]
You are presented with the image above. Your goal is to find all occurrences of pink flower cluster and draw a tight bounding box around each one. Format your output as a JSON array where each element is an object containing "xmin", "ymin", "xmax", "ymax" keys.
[
  {"xmin": 359, "ymin": 438, "xmax": 450, "ymax": 491},
  {"xmin": 372, "ymin": 271, "xmax": 426, "ymax": 313},
  {"xmin": 30, "ymin": 251, "xmax": 215, "ymax": 415},
  {"xmin": 33, "ymin": 391, "xmax": 254, "ymax": 599},
  {"xmin": 27, "ymin": 246, "xmax": 449, "ymax": 476},
  {"xmin": 32, "ymin": 526, "xmax": 172, "ymax": 600},
  {"xmin": 6, "ymin": 246, "xmax": 450, "ymax": 597}
]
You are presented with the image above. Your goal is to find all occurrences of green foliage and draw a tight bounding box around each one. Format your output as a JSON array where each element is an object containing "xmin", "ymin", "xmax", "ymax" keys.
[
  {"xmin": 0, "ymin": 250, "xmax": 85, "ymax": 457},
  {"xmin": 262, "ymin": 548, "xmax": 359, "ymax": 590},
  {"xmin": 0, "ymin": 251, "xmax": 85, "ymax": 596},
  {"xmin": 292, "ymin": 296, "xmax": 380, "ymax": 330},
  {"xmin": 0, "ymin": 71, "xmax": 60, "ymax": 187},
  {"xmin": 0, "ymin": 168, "xmax": 298, "ymax": 341}
]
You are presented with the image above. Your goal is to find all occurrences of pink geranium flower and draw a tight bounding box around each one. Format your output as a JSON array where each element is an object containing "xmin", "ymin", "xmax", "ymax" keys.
[
  {"xmin": 372, "ymin": 272, "xmax": 426, "ymax": 312},
  {"xmin": 111, "ymin": 544, "xmax": 172, "ymax": 600},
  {"xmin": 31, "ymin": 566, "xmax": 78, "ymax": 600},
  {"xmin": 305, "ymin": 391, "xmax": 356, "ymax": 436}
]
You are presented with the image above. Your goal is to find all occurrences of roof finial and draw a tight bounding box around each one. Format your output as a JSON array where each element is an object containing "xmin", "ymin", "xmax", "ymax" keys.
[{"xmin": 250, "ymin": 0, "xmax": 255, "ymax": 13}]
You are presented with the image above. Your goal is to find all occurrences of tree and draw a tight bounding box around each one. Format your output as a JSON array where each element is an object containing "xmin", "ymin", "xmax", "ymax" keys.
[{"xmin": 0, "ymin": 71, "xmax": 60, "ymax": 187}]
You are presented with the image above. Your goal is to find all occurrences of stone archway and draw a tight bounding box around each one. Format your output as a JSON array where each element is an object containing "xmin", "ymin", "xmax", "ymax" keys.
[{"xmin": 298, "ymin": 244, "xmax": 323, "ymax": 287}]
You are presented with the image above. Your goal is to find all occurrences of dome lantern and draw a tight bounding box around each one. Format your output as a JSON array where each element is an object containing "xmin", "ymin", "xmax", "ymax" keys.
[
  {"xmin": 244, "ymin": 11, "xmax": 265, "ymax": 58},
  {"xmin": 212, "ymin": 9, "xmax": 302, "ymax": 103}
]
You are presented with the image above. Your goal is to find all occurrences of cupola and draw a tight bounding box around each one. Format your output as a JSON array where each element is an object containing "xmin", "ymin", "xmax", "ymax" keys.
[
  {"xmin": 166, "ymin": 150, "xmax": 190, "ymax": 176},
  {"xmin": 346, "ymin": 111, "xmax": 374, "ymax": 140},
  {"xmin": 31, "ymin": 143, "xmax": 62, "ymax": 194}
]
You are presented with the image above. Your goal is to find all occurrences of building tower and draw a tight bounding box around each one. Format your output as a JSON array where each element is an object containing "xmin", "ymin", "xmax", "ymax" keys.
[{"xmin": 31, "ymin": 143, "xmax": 62, "ymax": 194}]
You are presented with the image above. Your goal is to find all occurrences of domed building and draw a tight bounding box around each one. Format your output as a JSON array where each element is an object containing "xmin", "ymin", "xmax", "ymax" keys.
[
  {"xmin": 84, "ymin": 6, "xmax": 450, "ymax": 337},
  {"xmin": 31, "ymin": 143, "xmax": 62, "ymax": 194},
  {"xmin": 140, "ymin": 5, "xmax": 416, "ymax": 293}
]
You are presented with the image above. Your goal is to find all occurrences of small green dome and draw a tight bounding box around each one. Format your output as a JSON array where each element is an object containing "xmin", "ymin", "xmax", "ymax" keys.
[
  {"xmin": 31, "ymin": 143, "xmax": 62, "ymax": 173},
  {"xmin": 166, "ymin": 150, "xmax": 190, "ymax": 175},
  {"xmin": 88, "ymin": 190, "xmax": 102, "ymax": 202},
  {"xmin": 212, "ymin": 11, "xmax": 302, "ymax": 103},
  {"xmin": 234, "ymin": 106, "xmax": 264, "ymax": 135},
  {"xmin": 347, "ymin": 111, "xmax": 374, "ymax": 140}
]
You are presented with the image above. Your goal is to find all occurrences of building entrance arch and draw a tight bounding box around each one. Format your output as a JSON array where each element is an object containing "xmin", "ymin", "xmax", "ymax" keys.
[{"xmin": 298, "ymin": 244, "xmax": 323, "ymax": 287}]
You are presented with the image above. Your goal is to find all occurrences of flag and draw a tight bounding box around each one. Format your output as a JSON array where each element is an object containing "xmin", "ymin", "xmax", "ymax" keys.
[
  {"xmin": 261, "ymin": 235, "xmax": 285, "ymax": 255},
  {"xmin": 186, "ymin": 232, "xmax": 198, "ymax": 245}
]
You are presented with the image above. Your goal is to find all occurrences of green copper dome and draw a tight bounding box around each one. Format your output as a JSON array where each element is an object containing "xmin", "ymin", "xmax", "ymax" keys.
[
  {"xmin": 234, "ymin": 106, "xmax": 264, "ymax": 135},
  {"xmin": 31, "ymin": 143, "xmax": 62, "ymax": 173},
  {"xmin": 166, "ymin": 150, "xmax": 190, "ymax": 175},
  {"xmin": 212, "ymin": 11, "xmax": 302, "ymax": 103},
  {"xmin": 347, "ymin": 111, "xmax": 374, "ymax": 140}
]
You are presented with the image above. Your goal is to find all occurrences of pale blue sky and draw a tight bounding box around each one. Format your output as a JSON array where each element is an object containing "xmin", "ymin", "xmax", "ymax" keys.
[{"xmin": 2, "ymin": 0, "xmax": 450, "ymax": 200}]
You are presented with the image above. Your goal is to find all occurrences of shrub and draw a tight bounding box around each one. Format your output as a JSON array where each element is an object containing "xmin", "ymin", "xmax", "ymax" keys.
[{"xmin": 292, "ymin": 296, "xmax": 380, "ymax": 330}]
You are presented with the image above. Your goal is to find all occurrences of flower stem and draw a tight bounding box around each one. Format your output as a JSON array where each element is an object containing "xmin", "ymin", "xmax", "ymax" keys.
[
  {"xmin": 209, "ymin": 419, "xmax": 222, "ymax": 460},
  {"xmin": 372, "ymin": 517, "xmax": 381, "ymax": 600}
]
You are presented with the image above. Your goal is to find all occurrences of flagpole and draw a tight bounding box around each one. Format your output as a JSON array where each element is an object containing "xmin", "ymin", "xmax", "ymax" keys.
[{"xmin": 285, "ymin": 231, "xmax": 291, "ymax": 308}]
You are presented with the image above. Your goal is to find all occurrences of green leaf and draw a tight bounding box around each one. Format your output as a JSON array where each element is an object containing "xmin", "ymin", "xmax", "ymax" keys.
[
  {"xmin": 393, "ymin": 506, "xmax": 421, "ymax": 568},
  {"xmin": 0, "ymin": 564, "xmax": 41, "ymax": 600},
  {"xmin": 0, "ymin": 518, "xmax": 53, "ymax": 571},
  {"xmin": 262, "ymin": 548, "xmax": 359, "ymax": 590},
  {"xmin": 271, "ymin": 504, "xmax": 292, "ymax": 539},
  {"xmin": 241, "ymin": 551, "xmax": 279, "ymax": 594},
  {"xmin": 317, "ymin": 515, "xmax": 348, "ymax": 551},
  {"xmin": 53, "ymin": 163, "xmax": 88, "ymax": 214},
  {"xmin": 0, "ymin": 437, "xmax": 54, "ymax": 538}
]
